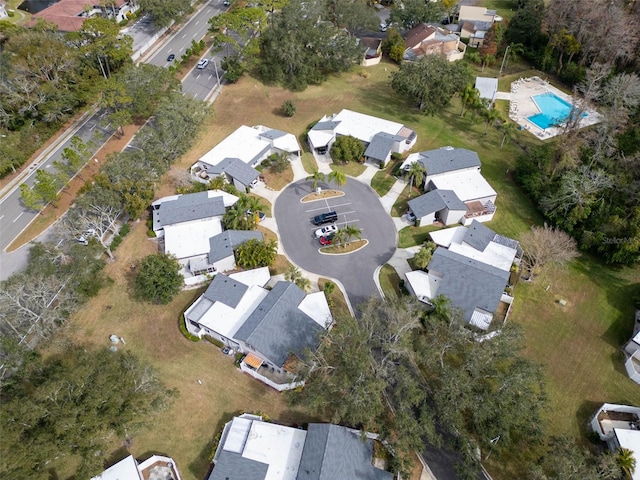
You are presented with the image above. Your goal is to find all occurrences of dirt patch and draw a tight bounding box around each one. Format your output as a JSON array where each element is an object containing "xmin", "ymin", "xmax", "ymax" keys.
[
  {"xmin": 260, "ymin": 164, "xmax": 294, "ymax": 191},
  {"xmin": 301, "ymin": 190, "xmax": 344, "ymax": 202}
]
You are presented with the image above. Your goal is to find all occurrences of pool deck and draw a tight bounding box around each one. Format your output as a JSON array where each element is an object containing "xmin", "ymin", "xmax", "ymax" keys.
[{"xmin": 503, "ymin": 76, "xmax": 601, "ymax": 140}]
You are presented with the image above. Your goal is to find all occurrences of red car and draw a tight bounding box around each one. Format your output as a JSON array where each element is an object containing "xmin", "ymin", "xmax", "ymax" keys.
[{"xmin": 319, "ymin": 234, "xmax": 335, "ymax": 246}]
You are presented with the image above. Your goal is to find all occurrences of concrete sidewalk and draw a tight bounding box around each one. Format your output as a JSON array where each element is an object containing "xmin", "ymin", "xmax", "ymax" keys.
[{"xmin": 379, "ymin": 177, "xmax": 407, "ymax": 214}]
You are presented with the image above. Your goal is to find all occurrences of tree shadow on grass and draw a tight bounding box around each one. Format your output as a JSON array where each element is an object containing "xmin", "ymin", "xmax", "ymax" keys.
[
  {"xmin": 575, "ymin": 399, "xmax": 603, "ymax": 441},
  {"xmin": 570, "ymin": 255, "xmax": 640, "ymax": 348}
]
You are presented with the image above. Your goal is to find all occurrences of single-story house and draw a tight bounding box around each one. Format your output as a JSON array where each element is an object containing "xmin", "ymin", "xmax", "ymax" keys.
[
  {"xmin": 29, "ymin": 0, "xmax": 138, "ymax": 31},
  {"xmin": 404, "ymin": 247, "xmax": 512, "ymax": 330},
  {"xmin": 152, "ymin": 190, "xmax": 239, "ymax": 260},
  {"xmin": 408, "ymin": 189, "xmax": 468, "ymax": 226},
  {"xmin": 184, "ymin": 268, "xmax": 332, "ymax": 387},
  {"xmin": 92, "ymin": 455, "xmax": 182, "ymax": 480},
  {"xmin": 591, "ymin": 403, "xmax": 640, "ymax": 480},
  {"xmin": 402, "ymin": 147, "xmax": 498, "ymax": 223},
  {"xmin": 191, "ymin": 125, "xmax": 301, "ymax": 188},
  {"xmin": 188, "ymin": 230, "xmax": 263, "ymax": 277},
  {"xmin": 307, "ymin": 109, "xmax": 417, "ymax": 166},
  {"xmin": 458, "ymin": 6, "xmax": 501, "ymax": 47},
  {"xmin": 430, "ymin": 220, "xmax": 522, "ymax": 272},
  {"xmin": 360, "ymin": 36, "xmax": 383, "ymax": 66},
  {"xmin": 623, "ymin": 309, "xmax": 640, "ymax": 384},
  {"xmin": 403, "ymin": 23, "xmax": 466, "ymax": 62},
  {"xmin": 209, "ymin": 413, "xmax": 393, "ymax": 480},
  {"xmin": 475, "ymin": 77, "xmax": 498, "ymax": 104}
]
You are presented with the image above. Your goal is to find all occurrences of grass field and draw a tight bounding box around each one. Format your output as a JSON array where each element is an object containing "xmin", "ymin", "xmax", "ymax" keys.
[
  {"xmin": 330, "ymin": 161, "xmax": 367, "ymax": 177},
  {"xmin": 300, "ymin": 152, "xmax": 318, "ymax": 174},
  {"xmin": 398, "ymin": 225, "xmax": 442, "ymax": 248},
  {"xmin": 379, "ymin": 264, "xmax": 402, "ymax": 298},
  {"xmin": 52, "ymin": 56, "xmax": 640, "ymax": 480},
  {"xmin": 371, "ymin": 160, "xmax": 401, "ymax": 196}
]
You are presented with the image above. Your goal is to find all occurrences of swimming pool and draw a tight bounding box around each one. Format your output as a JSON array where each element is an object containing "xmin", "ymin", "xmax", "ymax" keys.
[{"xmin": 528, "ymin": 93, "xmax": 586, "ymax": 129}]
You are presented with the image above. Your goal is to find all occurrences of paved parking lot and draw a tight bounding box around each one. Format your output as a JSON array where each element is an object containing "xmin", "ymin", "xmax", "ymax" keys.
[{"xmin": 275, "ymin": 179, "xmax": 397, "ymax": 311}]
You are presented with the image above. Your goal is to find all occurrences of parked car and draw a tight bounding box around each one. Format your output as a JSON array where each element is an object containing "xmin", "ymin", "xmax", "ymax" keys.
[
  {"xmin": 380, "ymin": 22, "xmax": 387, "ymax": 32},
  {"xmin": 197, "ymin": 59, "xmax": 209, "ymax": 69},
  {"xmin": 319, "ymin": 234, "xmax": 335, "ymax": 245},
  {"xmin": 246, "ymin": 210, "xmax": 266, "ymax": 222},
  {"xmin": 406, "ymin": 210, "xmax": 416, "ymax": 223},
  {"xmin": 167, "ymin": 53, "xmax": 175, "ymax": 61},
  {"xmin": 315, "ymin": 225, "xmax": 338, "ymax": 238},
  {"xmin": 312, "ymin": 211, "xmax": 338, "ymax": 225},
  {"xmin": 223, "ymin": 0, "xmax": 230, "ymax": 5}
]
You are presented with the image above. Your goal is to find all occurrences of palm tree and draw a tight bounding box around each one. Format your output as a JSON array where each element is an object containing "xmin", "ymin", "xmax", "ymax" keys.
[
  {"xmin": 484, "ymin": 108, "xmax": 501, "ymax": 135},
  {"xmin": 343, "ymin": 225, "xmax": 362, "ymax": 245},
  {"xmin": 406, "ymin": 161, "xmax": 426, "ymax": 197},
  {"xmin": 285, "ymin": 266, "xmax": 311, "ymax": 292},
  {"xmin": 618, "ymin": 448, "xmax": 636, "ymax": 480},
  {"xmin": 306, "ymin": 170, "xmax": 325, "ymax": 192},
  {"xmin": 460, "ymin": 84, "xmax": 479, "ymax": 117},
  {"xmin": 500, "ymin": 121, "xmax": 519, "ymax": 148},
  {"xmin": 327, "ymin": 169, "xmax": 347, "ymax": 189},
  {"xmin": 333, "ymin": 228, "xmax": 347, "ymax": 247},
  {"xmin": 242, "ymin": 195, "xmax": 264, "ymax": 223}
]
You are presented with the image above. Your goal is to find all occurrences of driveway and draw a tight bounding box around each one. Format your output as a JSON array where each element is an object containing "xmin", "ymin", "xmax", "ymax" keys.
[{"xmin": 275, "ymin": 179, "xmax": 397, "ymax": 312}]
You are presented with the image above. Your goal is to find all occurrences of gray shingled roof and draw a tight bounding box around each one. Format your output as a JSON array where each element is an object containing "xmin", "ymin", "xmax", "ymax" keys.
[
  {"xmin": 416, "ymin": 147, "xmax": 481, "ymax": 175},
  {"xmin": 427, "ymin": 248, "xmax": 510, "ymax": 322},
  {"xmin": 207, "ymin": 451, "xmax": 268, "ymax": 480},
  {"xmin": 259, "ymin": 128, "xmax": 287, "ymax": 140},
  {"xmin": 312, "ymin": 121, "xmax": 341, "ymax": 131},
  {"xmin": 223, "ymin": 159, "xmax": 260, "ymax": 186},
  {"xmin": 463, "ymin": 219, "xmax": 496, "ymax": 251},
  {"xmin": 364, "ymin": 132, "xmax": 402, "ymax": 162},
  {"xmin": 297, "ymin": 424, "xmax": 393, "ymax": 480},
  {"xmin": 208, "ymin": 230, "xmax": 263, "ymax": 264},
  {"xmin": 202, "ymin": 273, "xmax": 249, "ymax": 308},
  {"xmin": 153, "ymin": 192, "xmax": 226, "ymax": 230},
  {"xmin": 205, "ymin": 157, "xmax": 235, "ymax": 176},
  {"xmin": 408, "ymin": 190, "xmax": 467, "ymax": 218},
  {"xmin": 233, "ymin": 282, "xmax": 324, "ymax": 367}
]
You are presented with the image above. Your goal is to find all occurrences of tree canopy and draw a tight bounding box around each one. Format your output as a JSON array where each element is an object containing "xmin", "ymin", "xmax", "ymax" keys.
[
  {"xmin": 0, "ymin": 347, "xmax": 175, "ymax": 479},
  {"xmin": 330, "ymin": 135, "xmax": 365, "ymax": 163},
  {"xmin": 258, "ymin": 0, "xmax": 364, "ymax": 90},
  {"xmin": 134, "ymin": 253, "xmax": 183, "ymax": 304},
  {"xmin": 391, "ymin": 56, "xmax": 471, "ymax": 115}
]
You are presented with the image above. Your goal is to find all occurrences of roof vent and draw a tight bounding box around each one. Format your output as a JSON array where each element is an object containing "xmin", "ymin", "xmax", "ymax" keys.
[{"xmin": 443, "ymin": 146, "xmax": 454, "ymax": 150}]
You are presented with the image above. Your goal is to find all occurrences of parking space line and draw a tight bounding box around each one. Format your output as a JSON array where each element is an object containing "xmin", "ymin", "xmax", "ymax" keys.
[
  {"xmin": 309, "ymin": 219, "xmax": 360, "ymax": 231},
  {"xmin": 325, "ymin": 201, "xmax": 352, "ymax": 209},
  {"xmin": 305, "ymin": 205, "xmax": 331, "ymax": 213},
  {"xmin": 305, "ymin": 204, "xmax": 353, "ymax": 214},
  {"xmin": 13, "ymin": 212, "xmax": 23, "ymax": 223}
]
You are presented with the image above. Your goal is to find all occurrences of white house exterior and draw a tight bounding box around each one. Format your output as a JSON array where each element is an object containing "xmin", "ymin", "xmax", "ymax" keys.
[
  {"xmin": 408, "ymin": 190, "xmax": 468, "ymax": 226},
  {"xmin": 307, "ymin": 109, "xmax": 417, "ymax": 166},
  {"xmin": 210, "ymin": 414, "xmax": 393, "ymax": 480},
  {"xmin": 402, "ymin": 147, "xmax": 497, "ymax": 224},
  {"xmin": 92, "ymin": 455, "xmax": 182, "ymax": 480},
  {"xmin": 191, "ymin": 125, "xmax": 301, "ymax": 189},
  {"xmin": 624, "ymin": 310, "xmax": 640, "ymax": 384},
  {"xmin": 0, "ymin": 2, "xmax": 7, "ymax": 18},
  {"xmin": 184, "ymin": 268, "xmax": 332, "ymax": 388},
  {"xmin": 405, "ymin": 222, "xmax": 519, "ymax": 331},
  {"xmin": 458, "ymin": 6, "xmax": 501, "ymax": 47},
  {"xmin": 591, "ymin": 403, "xmax": 640, "ymax": 480}
]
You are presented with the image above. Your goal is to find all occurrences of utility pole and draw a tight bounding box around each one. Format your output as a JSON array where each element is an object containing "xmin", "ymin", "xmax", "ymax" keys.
[
  {"xmin": 499, "ymin": 45, "xmax": 510, "ymax": 76},
  {"xmin": 212, "ymin": 59, "xmax": 221, "ymax": 93}
]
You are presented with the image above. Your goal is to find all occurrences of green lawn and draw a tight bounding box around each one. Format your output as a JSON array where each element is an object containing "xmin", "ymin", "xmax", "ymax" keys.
[
  {"xmin": 300, "ymin": 151, "xmax": 317, "ymax": 174},
  {"xmin": 330, "ymin": 161, "xmax": 367, "ymax": 177},
  {"xmin": 391, "ymin": 184, "xmax": 423, "ymax": 217},
  {"xmin": 379, "ymin": 264, "xmax": 402, "ymax": 298},
  {"xmin": 371, "ymin": 160, "xmax": 401, "ymax": 196},
  {"xmin": 398, "ymin": 225, "xmax": 442, "ymax": 248}
]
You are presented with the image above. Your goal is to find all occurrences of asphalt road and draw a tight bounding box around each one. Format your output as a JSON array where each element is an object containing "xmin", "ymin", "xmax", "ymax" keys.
[
  {"xmin": 275, "ymin": 179, "xmax": 397, "ymax": 312},
  {"xmin": 146, "ymin": 0, "xmax": 230, "ymax": 101},
  {"xmin": 0, "ymin": 112, "xmax": 114, "ymax": 270}
]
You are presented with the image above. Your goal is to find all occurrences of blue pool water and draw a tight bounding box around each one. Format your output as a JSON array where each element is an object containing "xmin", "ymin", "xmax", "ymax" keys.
[{"xmin": 528, "ymin": 93, "xmax": 586, "ymax": 129}]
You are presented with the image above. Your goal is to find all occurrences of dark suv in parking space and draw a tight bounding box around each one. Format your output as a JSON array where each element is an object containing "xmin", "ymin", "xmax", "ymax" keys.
[{"xmin": 312, "ymin": 211, "xmax": 338, "ymax": 225}]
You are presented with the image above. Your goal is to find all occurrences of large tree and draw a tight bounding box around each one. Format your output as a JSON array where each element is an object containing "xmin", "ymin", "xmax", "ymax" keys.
[
  {"xmin": 391, "ymin": 55, "xmax": 471, "ymax": 115},
  {"xmin": 134, "ymin": 253, "xmax": 183, "ymax": 304},
  {"xmin": 139, "ymin": 0, "xmax": 192, "ymax": 27},
  {"xmin": 258, "ymin": 0, "xmax": 363, "ymax": 90},
  {"xmin": 520, "ymin": 223, "xmax": 579, "ymax": 276},
  {"xmin": 0, "ymin": 347, "xmax": 175, "ymax": 479},
  {"xmin": 389, "ymin": 0, "xmax": 445, "ymax": 30},
  {"xmin": 330, "ymin": 135, "xmax": 365, "ymax": 163}
]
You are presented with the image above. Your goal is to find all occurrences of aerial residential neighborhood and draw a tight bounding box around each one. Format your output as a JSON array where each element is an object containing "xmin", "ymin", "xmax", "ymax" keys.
[{"xmin": 0, "ymin": 0, "xmax": 639, "ymax": 480}]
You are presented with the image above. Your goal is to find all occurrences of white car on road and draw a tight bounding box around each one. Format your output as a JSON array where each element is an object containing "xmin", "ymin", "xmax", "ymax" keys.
[{"xmin": 315, "ymin": 225, "xmax": 338, "ymax": 238}]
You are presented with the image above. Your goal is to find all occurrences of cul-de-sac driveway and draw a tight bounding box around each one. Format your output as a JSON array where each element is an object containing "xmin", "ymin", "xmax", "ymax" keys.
[{"xmin": 275, "ymin": 178, "xmax": 397, "ymax": 311}]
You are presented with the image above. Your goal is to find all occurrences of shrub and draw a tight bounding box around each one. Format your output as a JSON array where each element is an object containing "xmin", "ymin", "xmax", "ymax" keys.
[
  {"xmin": 179, "ymin": 315, "xmax": 201, "ymax": 342},
  {"xmin": 204, "ymin": 335, "xmax": 224, "ymax": 348},
  {"xmin": 110, "ymin": 235, "xmax": 123, "ymax": 251},
  {"xmin": 119, "ymin": 223, "xmax": 130, "ymax": 237},
  {"xmin": 282, "ymin": 100, "xmax": 297, "ymax": 117},
  {"xmin": 330, "ymin": 135, "xmax": 365, "ymax": 163},
  {"xmin": 134, "ymin": 253, "xmax": 183, "ymax": 304}
]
